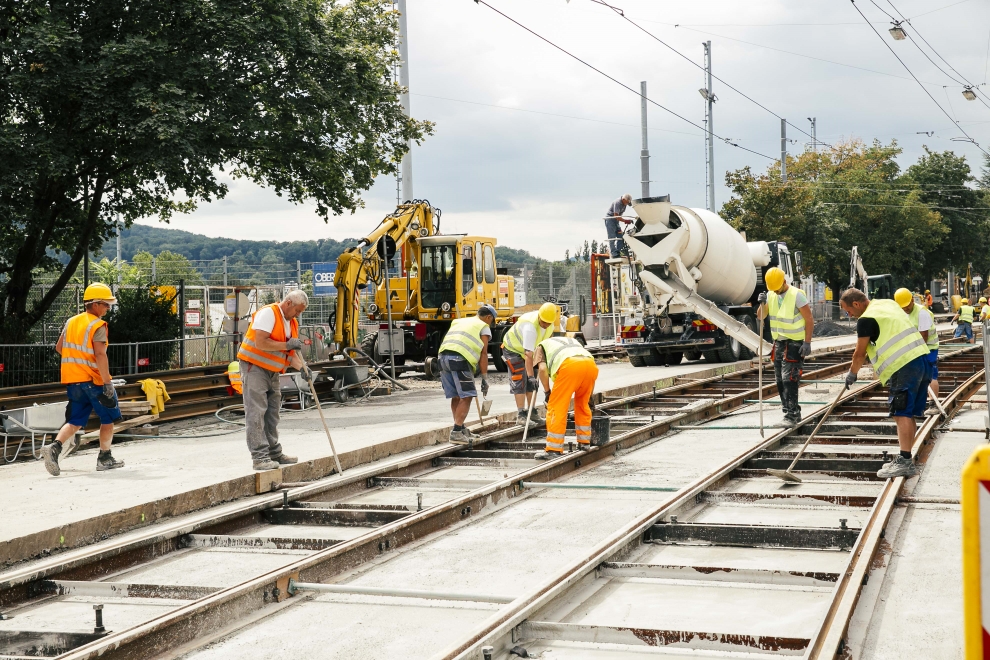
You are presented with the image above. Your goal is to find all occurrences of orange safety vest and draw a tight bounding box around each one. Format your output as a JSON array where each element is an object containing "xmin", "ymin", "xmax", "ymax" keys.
[
  {"xmin": 227, "ymin": 361, "xmax": 243, "ymax": 394},
  {"xmin": 236, "ymin": 303, "xmax": 299, "ymax": 373},
  {"xmin": 60, "ymin": 312, "xmax": 107, "ymax": 385}
]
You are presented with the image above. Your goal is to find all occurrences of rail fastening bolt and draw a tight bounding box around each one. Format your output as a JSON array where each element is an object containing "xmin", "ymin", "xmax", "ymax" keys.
[
  {"xmin": 417, "ymin": 492, "xmax": 423, "ymax": 511},
  {"xmin": 93, "ymin": 604, "xmax": 105, "ymax": 634},
  {"xmin": 482, "ymin": 646, "xmax": 494, "ymax": 660},
  {"xmin": 840, "ymin": 518, "xmax": 848, "ymax": 530}
]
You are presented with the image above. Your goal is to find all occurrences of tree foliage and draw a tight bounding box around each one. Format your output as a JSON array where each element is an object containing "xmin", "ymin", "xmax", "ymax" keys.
[
  {"xmin": 0, "ymin": 0, "xmax": 431, "ymax": 341},
  {"xmin": 104, "ymin": 286, "xmax": 181, "ymax": 343},
  {"xmin": 722, "ymin": 140, "xmax": 957, "ymax": 294}
]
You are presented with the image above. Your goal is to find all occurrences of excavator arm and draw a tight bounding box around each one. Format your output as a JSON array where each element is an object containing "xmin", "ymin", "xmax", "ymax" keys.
[{"xmin": 332, "ymin": 202, "xmax": 436, "ymax": 348}]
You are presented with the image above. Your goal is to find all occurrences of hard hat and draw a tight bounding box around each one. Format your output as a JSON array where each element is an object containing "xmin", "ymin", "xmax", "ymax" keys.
[
  {"xmin": 764, "ymin": 267, "xmax": 785, "ymax": 291},
  {"xmin": 83, "ymin": 283, "xmax": 117, "ymax": 304},
  {"xmin": 962, "ymin": 298, "xmax": 970, "ymax": 304},
  {"xmin": 478, "ymin": 304, "xmax": 497, "ymax": 319},
  {"xmin": 538, "ymin": 302, "xmax": 558, "ymax": 324},
  {"xmin": 925, "ymin": 290, "xmax": 930, "ymax": 294},
  {"xmin": 894, "ymin": 288, "xmax": 913, "ymax": 308}
]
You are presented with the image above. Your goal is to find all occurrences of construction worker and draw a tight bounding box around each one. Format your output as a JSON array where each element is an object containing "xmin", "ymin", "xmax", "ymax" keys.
[
  {"xmin": 981, "ymin": 297, "xmax": 990, "ymax": 322},
  {"xmin": 840, "ymin": 288, "xmax": 931, "ymax": 478},
  {"xmin": 237, "ymin": 290, "xmax": 309, "ymax": 470},
  {"xmin": 438, "ymin": 305, "xmax": 496, "ymax": 444},
  {"xmin": 533, "ymin": 336, "xmax": 598, "ymax": 459},
  {"xmin": 43, "ymin": 283, "xmax": 124, "ymax": 476},
  {"xmin": 756, "ymin": 267, "xmax": 814, "ymax": 428},
  {"xmin": 951, "ymin": 297, "xmax": 976, "ymax": 344},
  {"xmin": 501, "ymin": 302, "xmax": 557, "ymax": 426},
  {"xmin": 604, "ymin": 194, "xmax": 633, "ymax": 258},
  {"xmin": 227, "ymin": 361, "xmax": 243, "ymax": 395},
  {"xmin": 895, "ymin": 288, "xmax": 940, "ymax": 414},
  {"xmin": 924, "ymin": 290, "xmax": 933, "ymax": 308}
]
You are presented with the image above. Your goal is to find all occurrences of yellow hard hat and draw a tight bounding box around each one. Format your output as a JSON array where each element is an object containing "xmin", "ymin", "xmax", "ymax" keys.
[
  {"xmin": 83, "ymin": 283, "xmax": 117, "ymax": 304},
  {"xmin": 764, "ymin": 267, "xmax": 785, "ymax": 291},
  {"xmin": 962, "ymin": 298, "xmax": 970, "ymax": 304},
  {"xmin": 925, "ymin": 290, "xmax": 930, "ymax": 294},
  {"xmin": 894, "ymin": 288, "xmax": 913, "ymax": 308},
  {"xmin": 538, "ymin": 302, "xmax": 557, "ymax": 324},
  {"xmin": 980, "ymin": 297, "xmax": 987, "ymax": 304}
]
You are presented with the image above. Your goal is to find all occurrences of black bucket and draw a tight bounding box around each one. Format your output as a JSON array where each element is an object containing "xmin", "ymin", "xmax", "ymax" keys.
[{"xmin": 590, "ymin": 414, "xmax": 611, "ymax": 446}]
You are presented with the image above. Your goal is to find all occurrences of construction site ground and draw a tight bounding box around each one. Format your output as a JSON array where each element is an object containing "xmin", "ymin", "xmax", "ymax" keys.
[{"xmin": 2, "ymin": 332, "xmax": 868, "ymax": 557}]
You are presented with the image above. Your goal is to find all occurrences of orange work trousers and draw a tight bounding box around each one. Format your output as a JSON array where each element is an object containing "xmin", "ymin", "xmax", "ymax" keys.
[{"xmin": 545, "ymin": 357, "xmax": 599, "ymax": 453}]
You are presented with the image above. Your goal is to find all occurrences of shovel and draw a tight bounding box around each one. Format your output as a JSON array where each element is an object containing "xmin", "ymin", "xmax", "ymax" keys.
[
  {"xmin": 521, "ymin": 379, "xmax": 541, "ymax": 443},
  {"xmin": 301, "ymin": 363, "xmax": 343, "ymax": 476},
  {"xmin": 928, "ymin": 385, "xmax": 946, "ymax": 418},
  {"xmin": 757, "ymin": 308, "xmax": 765, "ymax": 438},
  {"xmin": 767, "ymin": 384, "xmax": 848, "ymax": 483}
]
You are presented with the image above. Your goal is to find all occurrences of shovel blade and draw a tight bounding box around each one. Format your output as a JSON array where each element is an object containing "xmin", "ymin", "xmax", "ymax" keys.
[
  {"xmin": 766, "ymin": 468, "xmax": 803, "ymax": 483},
  {"xmin": 480, "ymin": 398, "xmax": 493, "ymax": 416}
]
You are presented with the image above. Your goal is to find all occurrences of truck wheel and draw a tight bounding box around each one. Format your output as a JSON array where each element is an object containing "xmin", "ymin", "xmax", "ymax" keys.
[
  {"xmin": 736, "ymin": 314, "xmax": 758, "ymax": 360},
  {"xmin": 628, "ymin": 354, "xmax": 647, "ymax": 368},
  {"xmin": 360, "ymin": 331, "xmax": 378, "ymax": 358},
  {"xmin": 684, "ymin": 350, "xmax": 702, "ymax": 361},
  {"xmin": 665, "ymin": 351, "xmax": 684, "ymax": 366},
  {"xmin": 716, "ymin": 338, "xmax": 742, "ymax": 363},
  {"xmin": 643, "ymin": 349, "xmax": 663, "ymax": 366},
  {"xmin": 702, "ymin": 350, "xmax": 721, "ymax": 363}
]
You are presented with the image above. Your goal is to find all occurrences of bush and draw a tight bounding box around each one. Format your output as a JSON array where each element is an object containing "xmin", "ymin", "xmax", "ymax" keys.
[{"xmin": 104, "ymin": 287, "xmax": 182, "ymax": 374}]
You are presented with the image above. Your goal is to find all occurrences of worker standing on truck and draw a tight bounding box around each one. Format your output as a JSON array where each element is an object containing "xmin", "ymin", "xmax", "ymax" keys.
[
  {"xmin": 840, "ymin": 288, "xmax": 931, "ymax": 478},
  {"xmin": 237, "ymin": 290, "xmax": 309, "ymax": 471},
  {"xmin": 895, "ymin": 288, "xmax": 940, "ymax": 413},
  {"xmin": 532, "ymin": 336, "xmax": 598, "ymax": 459},
  {"xmin": 756, "ymin": 267, "xmax": 814, "ymax": 428},
  {"xmin": 43, "ymin": 283, "xmax": 125, "ymax": 476},
  {"xmin": 502, "ymin": 302, "xmax": 558, "ymax": 426},
  {"xmin": 604, "ymin": 194, "xmax": 633, "ymax": 258},
  {"xmin": 951, "ymin": 298, "xmax": 976, "ymax": 344},
  {"xmin": 438, "ymin": 305, "xmax": 496, "ymax": 444}
]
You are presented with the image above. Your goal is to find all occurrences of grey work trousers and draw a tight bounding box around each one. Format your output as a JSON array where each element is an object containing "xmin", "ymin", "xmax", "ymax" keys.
[
  {"xmin": 604, "ymin": 217, "xmax": 627, "ymax": 258},
  {"xmin": 240, "ymin": 360, "xmax": 284, "ymax": 461},
  {"xmin": 772, "ymin": 339, "xmax": 804, "ymax": 421}
]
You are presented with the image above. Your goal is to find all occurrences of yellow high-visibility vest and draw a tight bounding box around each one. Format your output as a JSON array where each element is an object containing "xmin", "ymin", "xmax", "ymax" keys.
[
  {"xmin": 540, "ymin": 336, "xmax": 593, "ymax": 379},
  {"xmin": 502, "ymin": 311, "xmax": 553, "ymax": 356},
  {"xmin": 768, "ymin": 287, "xmax": 806, "ymax": 341},
  {"xmin": 862, "ymin": 299, "xmax": 930, "ymax": 385},
  {"xmin": 439, "ymin": 317, "xmax": 490, "ymax": 370},
  {"xmin": 907, "ymin": 304, "xmax": 939, "ymax": 351}
]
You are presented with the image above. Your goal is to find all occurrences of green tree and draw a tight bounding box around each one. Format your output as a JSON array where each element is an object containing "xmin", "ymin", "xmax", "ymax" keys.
[
  {"xmin": 131, "ymin": 251, "xmax": 202, "ymax": 285},
  {"xmin": 0, "ymin": 0, "xmax": 431, "ymax": 342}
]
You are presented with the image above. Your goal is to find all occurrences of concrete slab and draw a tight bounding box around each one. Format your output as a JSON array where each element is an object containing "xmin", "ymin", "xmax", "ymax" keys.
[
  {"xmin": 0, "ymin": 596, "xmax": 180, "ymax": 634},
  {"xmin": 639, "ymin": 544, "xmax": 849, "ymax": 575},
  {"xmin": 694, "ymin": 502, "xmax": 872, "ymax": 529},
  {"xmin": 236, "ymin": 523, "xmax": 378, "ymax": 541},
  {"xmin": 113, "ymin": 547, "xmax": 309, "ymax": 588},
  {"xmin": 519, "ymin": 639, "xmax": 771, "ymax": 658}
]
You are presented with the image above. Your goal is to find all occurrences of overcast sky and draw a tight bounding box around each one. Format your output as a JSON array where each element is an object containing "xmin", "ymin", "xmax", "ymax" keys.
[{"xmin": 138, "ymin": 0, "xmax": 990, "ymax": 260}]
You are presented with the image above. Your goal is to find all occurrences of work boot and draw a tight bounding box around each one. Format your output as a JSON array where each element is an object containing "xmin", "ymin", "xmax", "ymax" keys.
[
  {"xmin": 44, "ymin": 441, "xmax": 62, "ymax": 476},
  {"xmin": 96, "ymin": 450, "xmax": 125, "ymax": 472},
  {"xmin": 925, "ymin": 400, "xmax": 940, "ymax": 416},
  {"xmin": 448, "ymin": 427, "xmax": 478, "ymax": 445},
  {"xmin": 780, "ymin": 416, "xmax": 800, "ymax": 428},
  {"xmin": 253, "ymin": 458, "xmax": 280, "ymax": 471},
  {"xmin": 876, "ymin": 455, "xmax": 918, "ymax": 479},
  {"xmin": 271, "ymin": 453, "xmax": 297, "ymax": 465},
  {"xmin": 516, "ymin": 411, "xmax": 539, "ymax": 429},
  {"xmin": 577, "ymin": 443, "xmax": 593, "ymax": 452},
  {"xmin": 533, "ymin": 450, "xmax": 559, "ymax": 460}
]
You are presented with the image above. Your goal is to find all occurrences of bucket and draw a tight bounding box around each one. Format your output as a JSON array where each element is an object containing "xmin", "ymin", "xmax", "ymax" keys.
[{"xmin": 590, "ymin": 414, "xmax": 611, "ymax": 446}]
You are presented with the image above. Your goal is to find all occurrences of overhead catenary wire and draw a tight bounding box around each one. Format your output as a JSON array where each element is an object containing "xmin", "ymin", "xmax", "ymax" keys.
[
  {"xmin": 849, "ymin": 0, "xmax": 990, "ymax": 157},
  {"xmin": 470, "ymin": 0, "xmax": 776, "ymax": 161}
]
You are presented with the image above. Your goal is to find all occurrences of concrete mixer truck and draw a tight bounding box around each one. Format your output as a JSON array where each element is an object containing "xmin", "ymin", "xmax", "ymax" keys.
[{"xmin": 611, "ymin": 196, "xmax": 795, "ymax": 367}]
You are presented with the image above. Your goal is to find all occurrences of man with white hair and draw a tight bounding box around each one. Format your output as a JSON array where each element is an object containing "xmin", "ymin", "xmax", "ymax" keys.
[
  {"xmin": 604, "ymin": 194, "xmax": 633, "ymax": 258},
  {"xmin": 236, "ymin": 290, "xmax": 310, "ymax": 470}
]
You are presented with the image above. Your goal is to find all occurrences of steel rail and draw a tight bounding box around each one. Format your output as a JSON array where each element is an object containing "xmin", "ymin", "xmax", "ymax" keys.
[
  {"xmin": 437, "ymin": 345, "xmax": 984, "ymax": 659},
  {"xmin": 46, "ymin": 353, "xmax": 858, "ymax": 659}
]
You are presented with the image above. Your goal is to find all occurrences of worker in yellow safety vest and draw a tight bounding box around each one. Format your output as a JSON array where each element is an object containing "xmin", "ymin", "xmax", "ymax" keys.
[
  {"xmin": 44, "ymin": 283, "xmax": 124, "ymax": 476},
  {"xmin": 951, "ymin": 298, "xmax": 976, "ymax": 344},
  {"xmin": 532, "ymin": 337, "xmax": 598, "ymax": 459},
  {"xmin": 437, "ymin": 305, "xmax": 496, "ymax": 444},
  {"xmin": 236, "ymin": 290, "xmax": 309, "ymax": 471},
  {"xmin": 756, "ymin": 267, "xmax": 814, "ymax": 428},
  {"xmin": 979, "ymin": 297, "xmax": 990, "ymax": 322},
  {"xmin": 895, "ymin": 288, "xmax": 940, "ymax": 413},
  {"xmin": 501, "ymin": 302, "xmax": 557, "ymax": 427},
  {"xmin": 840, "ymin": 288, "xmax": 932, "ymax": 478}
]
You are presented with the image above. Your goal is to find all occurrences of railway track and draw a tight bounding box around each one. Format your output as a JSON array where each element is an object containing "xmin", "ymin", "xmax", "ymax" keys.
[{"xmin": 0, "ymin": 341, "xmax": 978, "ymax": 659}]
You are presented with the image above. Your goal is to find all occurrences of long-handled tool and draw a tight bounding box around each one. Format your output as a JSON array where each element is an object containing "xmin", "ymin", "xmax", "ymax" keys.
[
  {"xmin": 302, "ymin": 364, "xmax": 343, "ymax": 476},
  {"xmin": 757, "ymin": 307, "xmax": 766, "ymax": 438},
  {"xmin": 521, "ymin": 378, "xmax": 541, "ymax": 443},
  {"xmin": 767, "ymin": 385, "xmax": 848, "ymax": 483},
  {"xmin": 928, "ymin": 385, "xmax": 946, "ymax": 418}
]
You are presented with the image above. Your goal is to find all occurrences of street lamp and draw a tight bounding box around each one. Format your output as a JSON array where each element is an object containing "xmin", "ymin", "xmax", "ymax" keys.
[{"xmin": 889, "ymin": 21, "xmax": 907, "ymax": 40}]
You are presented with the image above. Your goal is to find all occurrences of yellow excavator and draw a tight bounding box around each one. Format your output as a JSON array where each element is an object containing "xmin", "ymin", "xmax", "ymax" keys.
[{"xmin": 332, "ymin": 201, "xmax": 517, "ymax": 373}]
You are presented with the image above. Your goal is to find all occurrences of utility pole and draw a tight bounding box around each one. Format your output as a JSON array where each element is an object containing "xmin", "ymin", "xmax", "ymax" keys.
[
  {"xmin": 780, "ymin": 119, "xmax": 787, "ymax": 183},
  {"xmin": 808, "ymin": 117, "xmax": 817, "ymax": 152},
  {"xmin": 703, "ymin": 42, "xmax": 715, "ymax": 212},
  {"xmin": 397, "ymin": 0, "xmax": 413, "ymax": 203},
  {"xmin": 640, "ymin": 81, "xmax": 650, "ymax": 198},
  {"xmin": 116, "ymin": 217, "xmax": 122, "ymax": 285},
  {"xmin": 223, "ymin": 256, "xmax": 228, "ymax": 287}
]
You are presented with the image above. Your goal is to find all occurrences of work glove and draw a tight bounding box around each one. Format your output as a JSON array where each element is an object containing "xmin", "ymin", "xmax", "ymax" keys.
[
  {"xmin": 544, "ymin": 389, "xmax": 552, "ymax": 403},
  {"xmin": 799, "ymin": 342, "xmax": 812, "ymax": 358},
  {"xmin": 845, "ymin": 371, "xmax": 858, "ymax": 388},
  {"xmin": 481, "ymin": 378, "xmax": 490, "ymax": 397},
  {"xmin": 757, "ymin": 292, "xmax": 767, "ymax": 304},
  {"xmin": 98, "ymin": 382, "xmax": 118, "ymax": 408},
  {"xmin": 300, "ymin": 365, "xmax": 314, "ymax": 381},
  {"xmin": 525, "ymin": 376, "xmax": 539, "ymax": 393},
  {"xmin": 286, "ymin": 338, "xmax": 305, "ymax": 351}
]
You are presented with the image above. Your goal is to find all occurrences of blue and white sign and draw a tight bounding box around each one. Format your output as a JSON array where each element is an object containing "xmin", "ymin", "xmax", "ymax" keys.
[{"xmin": 312, "ymin": 262, "xmax": 337, "ymax": 297}]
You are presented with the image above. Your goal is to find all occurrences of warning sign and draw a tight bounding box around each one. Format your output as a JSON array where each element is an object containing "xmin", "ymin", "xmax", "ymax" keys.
[
  {"xmin": 962, "ymin": 446, "xmax": 990, "ymax": 659},
  {"xmin": 184, "ymin": 310, "xmax": 202, "ymax": 328}
]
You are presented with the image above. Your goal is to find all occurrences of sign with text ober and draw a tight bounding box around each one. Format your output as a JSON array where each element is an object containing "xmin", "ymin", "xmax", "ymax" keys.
[{"xmin": 312, "ymin": 262, "xmax": 337, "ymax": 297}]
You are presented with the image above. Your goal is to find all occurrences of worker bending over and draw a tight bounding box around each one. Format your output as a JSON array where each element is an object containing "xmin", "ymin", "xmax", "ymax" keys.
[
  {"xmin": 44, "ymin": 283, "xmax": 125, "ymax": 476},
  {"xmin": 501, "ymin": 302, "xmax": 557, "ymax": 426},
  {"xmin": 438, "ymin": 305, "xmax": 496, "ymax": 444},
  {"xmin": 952, "ymin": 298, "xmax": 976, "ymax": 344},
  {"xmin": 533, "ymin": 337, "xmax": 598, "ymax": 459},
  {"xmin": 237, "ymin": 290, "xmax": 309, "ymax": 470},
  {"xmin": 895, "ymin": 288, "xmax": 940, "ymax": 413},
  {"xmin": 603, "ymin": 194, "xmax": 633, "ymax": 258},
  {"xmin": 840, "ymin": 288, "xmax": 931, "ymax": 478},
  {"xmin": 757, "ymin": 267, "xmax": 814, "ymax": 428}
]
